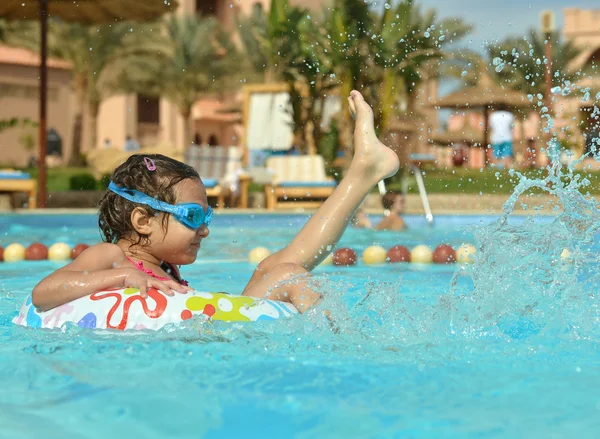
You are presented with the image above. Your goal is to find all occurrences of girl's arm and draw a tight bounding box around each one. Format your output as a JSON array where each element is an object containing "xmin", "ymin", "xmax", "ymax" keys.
[{"xmin": 31, "ymin": 243, "xmax": 187, "ymax": 311}]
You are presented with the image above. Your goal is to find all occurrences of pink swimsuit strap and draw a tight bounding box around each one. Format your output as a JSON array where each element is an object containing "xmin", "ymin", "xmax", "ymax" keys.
[{"xmin": 125, "ymin": 256, "xmax": 188, "ymax": 286}]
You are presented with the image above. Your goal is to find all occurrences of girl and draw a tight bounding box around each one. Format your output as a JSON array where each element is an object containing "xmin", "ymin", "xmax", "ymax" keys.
[{"xmin": 32, "ymin": 91, "xmax": 399, "ymax": 314}]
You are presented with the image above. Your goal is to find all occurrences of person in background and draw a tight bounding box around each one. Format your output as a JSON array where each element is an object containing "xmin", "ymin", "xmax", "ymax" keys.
[
  {"xmin": 489, "ymin": 105, "xmax": 515, "ymax": 169},
  {"xmin": 374, "ymin": 191, "xmax": 405, "ymax": 231},
  {"xmin": 585, "ymin": 125, "xmax": 600, "ymax": 156},
  {"xmin": 123, "ymin": 135, "xmax": 141, "ymax": 152}
]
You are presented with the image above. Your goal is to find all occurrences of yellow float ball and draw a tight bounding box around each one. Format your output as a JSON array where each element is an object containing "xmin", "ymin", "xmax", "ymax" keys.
[
  {"xmin": 561, "ymin": 248, "xmax": 573, "ymax": 263},
  {"xmin": 319, "ymin": 253, "xmax": 334, "ymax": 266},
  {"xmin": 48, "ymin": 242, "xmax": 72, "ymax": 261},
  {"xmin": 363, "ymin": 245, "xmax": 387, "ymax": 265},
  {"xmin": 411, "ymin": 245, "xmax": 433, "ymax": 264},
  {"xmin": 248, "ymin": 247, "xmax": 271, "ymax": 264},
  {"xmin": 3, "ymin": 243, "xmax": 26, "ymax": 262},
  {"xmin": 456, "ymin": 244, "xmax": 477, "ymax": 264}
]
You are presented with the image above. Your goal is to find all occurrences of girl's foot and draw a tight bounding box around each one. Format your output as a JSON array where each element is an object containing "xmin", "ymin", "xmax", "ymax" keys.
[{"xmin": 347, "ymin": 90, "xmax": 400, "ymax": 182}]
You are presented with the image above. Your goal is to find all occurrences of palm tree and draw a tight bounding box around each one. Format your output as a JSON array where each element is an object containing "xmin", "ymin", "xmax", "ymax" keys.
[
  {"xmin": 369, "ymin": 0, "xmax": 471, "ymax": 132},
  {"xmin": 108, "ymin": 15, "xmax": 238, "ymax": 148},
  {"xmin": 237, "ymin": 0, "xmax": 341, "ymax": 154},
  {"xmin": 6, "ymin": 21, "xmax": 129, "ymax": 165},
  {"xmin": 318, "ymin": 0, "xmax": 470, "ymax": 157},
  {"xmin": 236, "ymin": 0, "xmax": 305, "ymax": 83},
  {"xmin": 488, "ymin": 29, "xmax": 590, "ymax": 105},
  {"xmin": 237, "ymin": 0, "xmax": 470, "ymax": 159}
]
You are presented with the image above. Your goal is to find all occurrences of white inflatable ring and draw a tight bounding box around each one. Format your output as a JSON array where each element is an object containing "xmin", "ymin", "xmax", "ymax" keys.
[{"xmin": 13, "ymin": 288, "xmax": 299, "ymax": 331}]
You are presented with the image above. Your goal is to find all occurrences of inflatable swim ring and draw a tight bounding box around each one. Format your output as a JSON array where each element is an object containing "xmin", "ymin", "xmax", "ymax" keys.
[{"xmin": 13, "ymin": 288, "xmax": 299, "ymax": 331}]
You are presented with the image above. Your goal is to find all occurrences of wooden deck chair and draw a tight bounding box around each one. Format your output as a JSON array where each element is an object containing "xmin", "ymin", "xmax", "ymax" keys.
[
  {"xmin": 184, "ymin": 146, "xmax": 243, "ymax": 207},
  {"xmin": 0, "ymin": 170, "xmax": 37, "ymax": 209},
  {"xmin": 264, "ymin": 155, "xmax": 336, "ymax": 210}
]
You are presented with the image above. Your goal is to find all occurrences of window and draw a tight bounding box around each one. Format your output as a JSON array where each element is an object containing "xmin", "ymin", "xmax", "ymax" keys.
[
  {"xmin": 196, "ymin": 0, "xmax": 219, "ymax": 16},
  {"xmin": 208, "ymin": 134, "xmax": 219, "ymax": 146},
  {"xmin": 585, "ymin": 47, "xmax": 600, "ymax": 70},
  {"xmin": 137, "ymin": 95, "xmax": 159, "ymax": 124}
]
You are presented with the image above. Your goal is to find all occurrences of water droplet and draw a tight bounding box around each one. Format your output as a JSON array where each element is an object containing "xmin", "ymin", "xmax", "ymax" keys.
[
  {"xmin": 384, "ymin": 2, "xmax": 391, "ymax": 9},
  {"xmin": 424, "ymin": 32, "xmax": 430, "ymax": 38},
  {"xmin": 551, "ymin": 86, "xmax": 561, "ymax": 94},
  {"xmin": 461, "ymin": 71, "xmax": 468, "ymax": 77}
]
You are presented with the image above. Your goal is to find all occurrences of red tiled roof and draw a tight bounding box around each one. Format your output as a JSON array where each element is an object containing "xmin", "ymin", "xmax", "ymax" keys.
[
  {"xmin": 0, "ymin": 44, "xmax": 71, "ymax": 69},
  {"xmin": 193, "ymin": 97, "xmax": 241, "ymax": 123}
]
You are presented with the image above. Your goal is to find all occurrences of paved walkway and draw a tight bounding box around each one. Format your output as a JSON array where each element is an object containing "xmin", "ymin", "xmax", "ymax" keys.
[{"xmin": 363, "ymin": 193, "xmax": 575, "ymax": 215}]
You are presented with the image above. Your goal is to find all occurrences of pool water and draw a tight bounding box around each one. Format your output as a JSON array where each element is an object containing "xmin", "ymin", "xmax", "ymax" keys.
[{"xmin": 1, "ymin": 212, "xmax": 599, "ymax": 438}]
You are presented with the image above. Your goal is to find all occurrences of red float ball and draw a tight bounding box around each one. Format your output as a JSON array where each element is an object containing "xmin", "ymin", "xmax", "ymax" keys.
[
  {"xmin": 333, "ymin": 248, "xmax": 357, "ymax": 266},
  {"xmin": 0, "ymin": 246, "xmax": 3, "ymax": 262},
  {"xmin": 71, "ymin": 243, "xmax": 90, "ymax": 260},
  {"xmin": 25, "ymin": 242, "xmax": 49, "ymax": 261},
  {"xmin": 386, "ymin": 245, "xmax": 411, "ymax": 263},
  {"xmin": 433, "ymin": 244, "xmax": 456, "ymax": 264}
]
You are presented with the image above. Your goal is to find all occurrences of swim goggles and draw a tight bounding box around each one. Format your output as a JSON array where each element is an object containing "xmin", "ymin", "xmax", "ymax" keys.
[{"xmin": 108, "ymin": 181, "xmax": 213, "ymax": 229}]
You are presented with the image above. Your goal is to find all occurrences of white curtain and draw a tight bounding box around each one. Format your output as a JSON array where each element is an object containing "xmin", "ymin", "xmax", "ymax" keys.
[{"xmin": 247, "ymin": 92, "xmax": 294, "ymax": 151}]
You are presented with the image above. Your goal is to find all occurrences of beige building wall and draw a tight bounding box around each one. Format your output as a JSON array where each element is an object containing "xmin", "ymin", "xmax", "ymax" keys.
[
  {"xmin": 0, "ymin": 51, "xmax": 73, "ymax": 167},
  {"xmin": 561, "ymin": 8, "xmax": 600, "ymax": 156},
  {"xmin": 94, "ymin": 0, "xmax": 332, "ymax": 153}
]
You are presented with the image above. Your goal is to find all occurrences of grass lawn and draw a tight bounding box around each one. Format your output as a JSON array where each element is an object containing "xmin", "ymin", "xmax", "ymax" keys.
[
  {"xmin": 22, "ymin": 166, "xmax": 600, "ymax": 196},
  {"xmin": 387, "ymin": 167, "xmax": 600, "ymax": 195},
  {"xmin": 24, "ymin": 167, "xmax": 92, "ymax": 192}
]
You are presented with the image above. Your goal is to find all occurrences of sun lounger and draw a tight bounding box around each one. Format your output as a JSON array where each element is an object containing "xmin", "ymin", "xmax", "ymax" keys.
[
  {"xmin": 184, "ymin": 145, "xmax": 243, "ymax": 207},
  {"xmin": 264, "ymin": 155, "xmax": 336, "ymax": 210},
  {"xmin": 0, "ymin": 170, "xmax": 37, "ymax": 209}
]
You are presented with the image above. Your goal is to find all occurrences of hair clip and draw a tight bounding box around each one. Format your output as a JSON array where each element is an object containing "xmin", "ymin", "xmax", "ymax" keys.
[{"xmin": 144, "ymin": 157, "xmax": 156, "ymax": 171}]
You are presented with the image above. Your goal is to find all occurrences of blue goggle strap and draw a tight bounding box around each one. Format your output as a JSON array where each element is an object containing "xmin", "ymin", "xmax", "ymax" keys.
[
  {"xmin": 108, "ymin": 182, "xmax": 211, "ymax": 227},
  {"xmin": 108, "ymin": 181, "xmax": 179, "ymax": 216}
]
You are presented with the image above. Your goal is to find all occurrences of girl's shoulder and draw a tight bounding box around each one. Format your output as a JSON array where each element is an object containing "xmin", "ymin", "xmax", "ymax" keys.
[
  {"xmin": 85, "ymin": 242, "xmax": 126, "ymax": 257},
  {"xmin": 68, "ymin": 242, "xmax": 128, "ymax": 270}
]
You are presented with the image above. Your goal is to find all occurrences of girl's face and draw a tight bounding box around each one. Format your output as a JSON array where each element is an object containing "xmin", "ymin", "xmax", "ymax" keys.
[{"xmin": 149, "ymin": 178, "xmax": 210, "ymax": 265}]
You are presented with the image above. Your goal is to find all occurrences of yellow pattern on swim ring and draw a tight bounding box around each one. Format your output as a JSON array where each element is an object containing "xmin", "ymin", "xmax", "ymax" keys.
[{"xmin": 185, "ymin": 292, "xmax": 263, "ymax": 322}]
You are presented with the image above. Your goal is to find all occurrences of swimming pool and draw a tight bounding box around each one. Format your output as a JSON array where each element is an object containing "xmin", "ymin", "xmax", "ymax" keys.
[{"xmin": 1, "ymin": 212, "xmax": 599, "ymax": 438}]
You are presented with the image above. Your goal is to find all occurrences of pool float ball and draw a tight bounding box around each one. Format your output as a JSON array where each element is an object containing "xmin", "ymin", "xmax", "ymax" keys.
[
  {"xmin": 456, "ymin": 244, "xmax": 476, "ymax": 264},
  {"xmin": 48, "ymin": 242, "xmax": 72, "ymax": 261},
  {"xmin": 72, "ymin": 243, "xmax": 90, "ymax": 260},
  {"xmin": 333, "ymin": 248, "xmax": 357, "ymax": 266},
  {"xmin": 561, "ymin": 248, "xmax": 573, "ymax": 263},
  {"xmin": 433, "ymin": 244, "xmax": 456, "ymax": 264},
  {"xmin": 248, "ymin": 246, "xmax": 271, "ymax": 264},
  {"xmin": 411, "ymin": 245, "xmax": 433, "ymax": 264},
  {"xmin": 25, "ymin": 243, "xmax": 49, "ymax": 261},
  {"xmin": 363, "ymin": 245, "xmax": 387, "ymax": 265},
  {"xmin": 3, "ymin": 243, "xmax": 26, "ymax": 262},
  {"xmin": 0, "ymin": 246, "xmax": 3, "ymax": 262},
  {"xmin": 387, "ymin": 245, "xmax": 411, "ymax": 263}
]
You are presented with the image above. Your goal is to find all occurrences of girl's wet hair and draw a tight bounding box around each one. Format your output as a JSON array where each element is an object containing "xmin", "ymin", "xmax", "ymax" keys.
[{"xmin": 98, "ymin": 154, "xmax": 200, "ymax": 245}]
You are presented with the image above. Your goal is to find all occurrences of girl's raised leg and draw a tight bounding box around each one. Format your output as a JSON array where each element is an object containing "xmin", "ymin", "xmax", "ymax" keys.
[{"xmin": 242, "ymin": 91, "xmax": 399, "ymax": 309}]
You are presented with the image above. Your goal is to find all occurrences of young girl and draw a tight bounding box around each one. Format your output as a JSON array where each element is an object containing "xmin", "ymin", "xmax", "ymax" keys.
[{"xmin": 31, "ymin": 91, "xmax": 399, "ymax": 314}]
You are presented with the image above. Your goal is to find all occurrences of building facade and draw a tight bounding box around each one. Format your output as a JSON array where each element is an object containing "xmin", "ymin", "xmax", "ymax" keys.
[
  {"xmin": 94, "ymin": 0, "xmax": 332, "ymax": 159},
  {"xmin": 0, "ymin": 0, "xmax": 331, "ymax": 167},
  {"xmin": 0, "ymin": 46, "xmax": 73, "ymax": 167}
]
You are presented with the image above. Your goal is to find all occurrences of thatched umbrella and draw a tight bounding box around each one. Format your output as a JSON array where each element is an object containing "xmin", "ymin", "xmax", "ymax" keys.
[
  {"xmin": 431, "ymin": 72, "xmax": 532, "ymax": 156},
  {"xmin": 429, "ymin": 124, "xmax": 485, "ymax": 147},
  {"xmin": 0, "ymin": 0, "xmax": 178, "ymax": 207}
]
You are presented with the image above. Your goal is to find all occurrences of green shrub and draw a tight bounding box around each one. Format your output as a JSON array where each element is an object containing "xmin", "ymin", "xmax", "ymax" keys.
[
  {"xmin": 98, "ymin": 173, "xmax": 111, "ymax": 190},
  {"xmin": 69, "ymin": 173, "xmax": 97, "ymax": 191}
]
